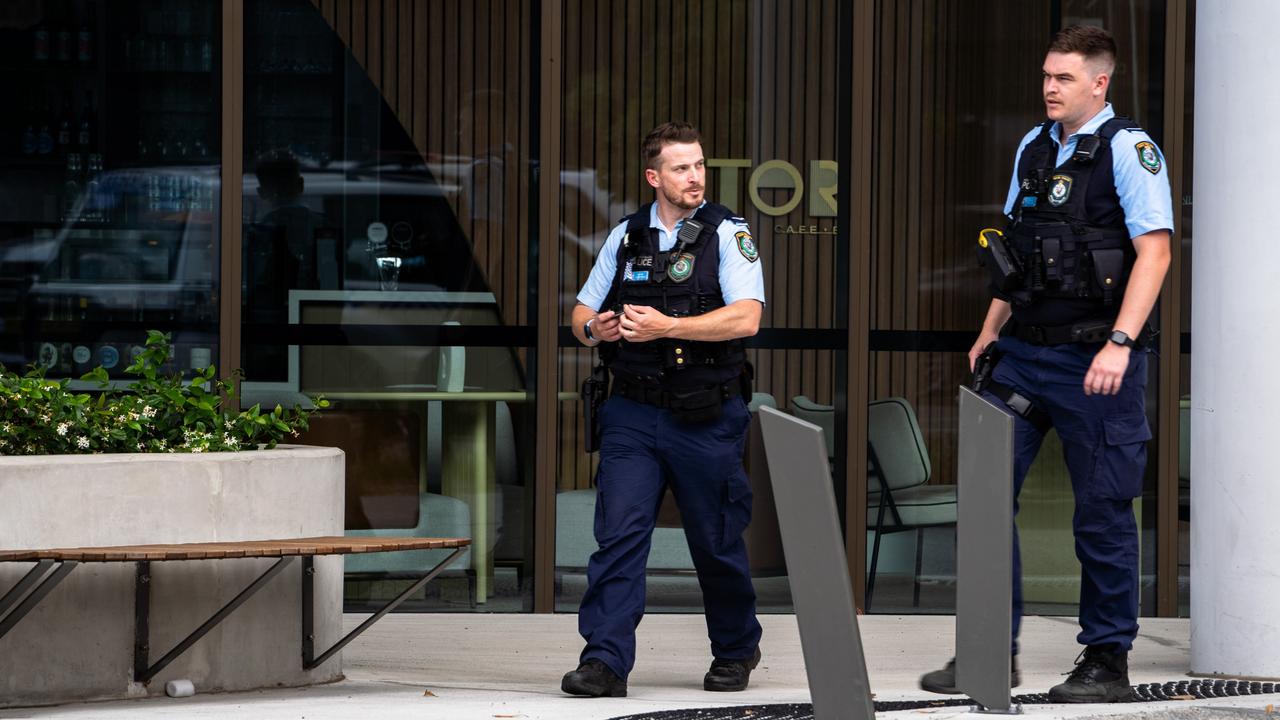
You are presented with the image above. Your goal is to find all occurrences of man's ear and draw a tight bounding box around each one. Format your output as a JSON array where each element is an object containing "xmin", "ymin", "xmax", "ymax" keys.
[
  {"xmin": 644, "ymin": 167, "xmax": 660, "ymax": 189},
  {"xmin": 1093, "ymin": 71, "xmax": 1110, "ymax": 98}
]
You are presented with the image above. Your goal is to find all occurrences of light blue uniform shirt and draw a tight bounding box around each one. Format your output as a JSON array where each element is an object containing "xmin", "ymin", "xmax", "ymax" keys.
[
  {"xmin": 576, "ymin": 202, "xmax": 766, "ymax": 310},
  {"xmin": 1003, "ymin": 103, "xmax": 1174, "ymax": 239}
]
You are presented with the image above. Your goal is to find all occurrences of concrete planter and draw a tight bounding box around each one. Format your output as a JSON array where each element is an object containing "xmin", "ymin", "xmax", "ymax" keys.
[{"xmin": 0, "ymin": 445, "xmax": 345, "ymax": 708}]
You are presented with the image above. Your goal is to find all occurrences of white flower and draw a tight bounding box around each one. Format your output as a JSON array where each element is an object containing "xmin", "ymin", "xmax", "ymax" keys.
[
  {"xmin": 56, "ymin": 422, "xmax": 70, "ymax": 436},
  {"xmin": 136, "ymin": 443, "xmax": 146, "ymax": 451},
  {"xmin": 223, "ymin": 435, "xmax": 239, "ymax": 449},
  {"xmin": 76, "ymin": 436, "xmax": 89, "ymax": 449},
  {"xmin": 1, "ymin": 422, "xmax": 10, "ymax": 432},
  {"xmin": 143, "ymin": 406, "xmax": 157, "ymax": 419},
  {"xmin": 191, "ymin": 446, "xmax": 205, "ymax": 453},
  {"xmin": 39, "ymin": 413, "xmax": 51, "ymax": 423}
]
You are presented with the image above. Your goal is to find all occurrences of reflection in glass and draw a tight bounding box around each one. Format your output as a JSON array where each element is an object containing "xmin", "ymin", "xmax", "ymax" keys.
[
  {"xmin": 0, "ymin": 0, "xmax": 220, "ymax": 383},
  {"xmin": 242, "ymin": 0, "xmax": 535, "ymax": 612}
]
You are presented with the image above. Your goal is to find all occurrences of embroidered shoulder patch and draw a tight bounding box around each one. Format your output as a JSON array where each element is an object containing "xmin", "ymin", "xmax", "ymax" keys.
[
  {"xmin": 1135, "ymin": 141, "xmax": 1162, "ymax": 175},
  {"xmin": 735, "ymin": 231, "xmax": 758, "ymax": 262}
]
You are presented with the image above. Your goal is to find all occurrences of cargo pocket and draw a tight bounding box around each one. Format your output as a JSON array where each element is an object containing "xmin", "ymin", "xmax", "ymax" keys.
[
  {"xmin": 1090, "ymin": 413, "xmax": 1152, "ymax": 500},
  {"xmin": 720, "ymin": 470, "xmax": 754, "ymax": 551}
]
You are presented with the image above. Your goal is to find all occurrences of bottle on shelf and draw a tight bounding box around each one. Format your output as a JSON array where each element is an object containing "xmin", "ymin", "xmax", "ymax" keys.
[
  {"xmin": 37, "ymin": 102, "xmax": 54, "ymax": 155},
  {"xmin": 54, "ymin": 0, "xmax": 73, "ymax": 64},
  {"xmin": 22, "ymin": 124, "xmax": 37, "ymax": 156},
  {"xmin": 62, "ymin": 152, "xmax": 83, "ymax": 223},
  {"xmin": 76, "ymin": 3, "xmax": 94, "ymax": 64},
  {"xmin": 77, "ymin": 91, "xmax": 95, "ymax": 151},
  {"xmin": 33, "ymin": 16, "xmax": 50, "ymax": 63},
  {"xmin": 85, "ymin": 153, "xmax": 104, "ymax": 223},
  {"xmin": 56, "ymin": 97, "xmax": 74, "ymax": 152}
]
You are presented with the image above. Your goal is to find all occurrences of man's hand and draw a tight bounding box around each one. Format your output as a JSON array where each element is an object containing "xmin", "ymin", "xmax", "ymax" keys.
[
  {"xmin": 619, "ymin": 304, "xmax": 678, "ymax": 343},
  {"xmin": 968, "ymin": 330, "xmax": 1000, "ymax": 372},
  {"xmin": 590, "ymin": 309, "xmax": 623, "ymax": 343},
  {"xmin": 1084, "ymin": 342, "xmax": 1131, "ymax": 395}
]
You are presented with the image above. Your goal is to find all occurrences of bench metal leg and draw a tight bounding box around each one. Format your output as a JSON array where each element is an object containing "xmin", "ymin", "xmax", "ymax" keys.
[
  {"xmin": 0, "ymin": 561, "xmax": 77, "ymax": 642},
  {"xmin": 302, "ymin": 547, "xmax": 467, "ymax": 671},
  {"xmin": 135, "ymin": 556, "xmax": 296, "ymax": 684}
]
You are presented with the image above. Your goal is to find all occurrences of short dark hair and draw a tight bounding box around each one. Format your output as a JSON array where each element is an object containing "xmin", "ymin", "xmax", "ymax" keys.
[
  {"xmin": 255, "ymin": 149, "xmax": 303, "ymax": 200},
  {"xmin": 642, "ymin": 121, "xmax": 703, "ymax": 171},
  {"xmin": 1048, "ymin": 25, "xmax": 1117, "ymax": 75}
]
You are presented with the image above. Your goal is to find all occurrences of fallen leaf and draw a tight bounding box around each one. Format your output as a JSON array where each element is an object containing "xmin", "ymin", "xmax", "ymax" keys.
[
  {"xmin": 493, "ymin": 715, "xmax": 525, "ymax": 718},
  {"xmin": 1170, "ymin": 695, "xmax": 1196, "ymax": 701},
  {"xmin": 1266, "ymin": 704, "xmax": 1274, "ymax": 714},
  {"xmin": 422, "ymin": 690, "xmax": 437, "ymax": 697}
]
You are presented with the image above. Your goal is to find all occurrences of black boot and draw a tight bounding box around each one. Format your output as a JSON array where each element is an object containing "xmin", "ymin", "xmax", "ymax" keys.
[
  {"xmin": 704, "ymin": 647, "xmax": 762, "ymax": 691},
  {"xmin": 561, "ymin": 658, "xmax": 628, "ymax": 697},
  {"xmin": 1048, "ymin": 645, "xmax": 1135, "ymax": 703},
  {"xmin": 919, "ymin": 656, "xmax": 1020, "ymax": 695}
]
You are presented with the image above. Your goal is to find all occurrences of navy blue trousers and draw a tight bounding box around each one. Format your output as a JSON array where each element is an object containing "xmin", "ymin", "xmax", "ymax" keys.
[
  {"xmin": 577, "ymin": 395, "xmax": 763, "ymax": 680},
  {"xmin": 988, "ymin": 336, "xmax": 1151, "ymax": 654}
]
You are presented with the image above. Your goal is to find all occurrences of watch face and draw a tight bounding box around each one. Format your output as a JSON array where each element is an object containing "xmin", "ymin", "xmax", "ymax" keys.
[{"xmin": 1109, "ymin": 330, "xmax": 1132, "ymax": 347}]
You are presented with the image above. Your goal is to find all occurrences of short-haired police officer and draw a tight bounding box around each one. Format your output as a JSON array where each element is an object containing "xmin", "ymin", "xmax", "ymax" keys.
[
  {"xmin": 561, "ymin": 121, "xmax": 766, "ymax": 698},
  {"xmin": 920, "ymin": 25, "xmax": 1173, "ymax": 703}
]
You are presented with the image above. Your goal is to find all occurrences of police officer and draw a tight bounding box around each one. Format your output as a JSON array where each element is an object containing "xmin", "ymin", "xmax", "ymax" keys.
[
  {"xmin": 920, "ymin": 26, "xmax": 1172, "ymax": 703},
  {"xmin": 560, "ymin": 121, "xmax": 766, "ymax": 698}
]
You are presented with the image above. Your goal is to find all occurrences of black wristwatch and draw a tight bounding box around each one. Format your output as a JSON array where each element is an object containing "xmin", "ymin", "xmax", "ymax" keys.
[
  {"xmin": 1108, "ymin": 330, "xmax": 1137, "ymax": 349},
  {"xmin": 583, "ymin": 319, "xmax": 597, "ymax": 343}
]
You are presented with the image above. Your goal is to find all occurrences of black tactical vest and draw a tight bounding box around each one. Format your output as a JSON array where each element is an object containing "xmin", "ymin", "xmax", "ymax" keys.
[
  {"xmin": 1005, "ymin": 116, "xmax": 1139, "ymax": 327},
  {"xmin": 600, "ymin": 202, "xmax": 746, "ymax": 388}
]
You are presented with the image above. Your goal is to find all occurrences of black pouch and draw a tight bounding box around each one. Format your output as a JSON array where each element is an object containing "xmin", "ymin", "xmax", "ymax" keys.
[
  {"xmin": 1089, "ymin": 248, "xmax": 1125, "ymax": 304},
  {"xmin": 1040, "ymin": 237, "xmax": 1062, "ymax": 286},
  {"xmin": 1070, "ymin": 319, "xmax": 1112, "ymax": 344},
  {"xmin": 976, "ymin": 228, "xmax": 1023, "ymax": 293},
  {"xmin": 668, "ymin": 386, "xmax": 722, "ymax": 424},
  {"xmin": 581, "ymin": 364, "xmax": 608, "ymax": 452},
  {"xmin": 738, "ymin": 362, "xmax": 754, "ymax": 400}
]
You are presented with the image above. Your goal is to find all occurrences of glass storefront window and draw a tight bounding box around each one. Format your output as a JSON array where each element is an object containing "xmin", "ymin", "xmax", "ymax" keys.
[
  {"xmin": 554, "ymin": 0, "xmax": 848, "ymax": 614},
  {"xmin": 240, "ymin": 0, "xmax": 536, "ymax": 612},
  {"xmin": 0, "ymin": 0, "xmax": 220, "ymax": 384},
  {"xmin": 865, "ymin": 1, "xmax": 1169, "ymax": 615}
]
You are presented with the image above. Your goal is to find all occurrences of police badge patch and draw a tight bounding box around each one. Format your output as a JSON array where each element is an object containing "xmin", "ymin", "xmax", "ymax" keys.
[
  {"xmin": 735, "ymin": 231, "xmax": 758, "ymax": 262},
  {"xmin": 667, "ymin": 252, "xmax": 695, "ymax": 282},
  {"xmin": 1048, "ymin": 174, "xmax": 1073, "ymax": 207},
  {"xmin": 1135, "ymin": 141, "xmax": 1162, "ymax": 174}
]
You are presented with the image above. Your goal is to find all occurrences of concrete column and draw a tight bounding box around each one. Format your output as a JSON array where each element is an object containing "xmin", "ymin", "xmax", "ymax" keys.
[{"xmin": 1190, "ymin": 1, "xmax": 1280, "ymax": 678}]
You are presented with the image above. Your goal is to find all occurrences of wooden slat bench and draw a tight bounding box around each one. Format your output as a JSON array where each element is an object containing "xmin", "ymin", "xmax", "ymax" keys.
[{"xmin": 0, "ymin": 536, "xmax": 470, "ymax": 684}]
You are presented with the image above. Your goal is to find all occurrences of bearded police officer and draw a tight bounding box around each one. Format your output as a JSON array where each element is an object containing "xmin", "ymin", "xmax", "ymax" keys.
[
  {"xmin": 561, "ymin": 121, "xmax": 766, "ymax": 698},
  {"xmin": 920, "ymin": 26, "xmax": 1172, "ymax": 703}
]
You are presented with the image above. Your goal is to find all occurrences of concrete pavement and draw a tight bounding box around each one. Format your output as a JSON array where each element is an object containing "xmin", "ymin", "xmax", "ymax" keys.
[{"xmin": 2, "ymin": 613, "xmax": 1271, "ymax": 720}]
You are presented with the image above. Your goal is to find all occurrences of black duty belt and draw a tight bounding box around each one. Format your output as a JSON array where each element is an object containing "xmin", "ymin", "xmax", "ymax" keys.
[
  {"xmin": 1005, "ymin": 318, "xmax": 1113, "ymax": 346},
  {"xmin": 611, "ymin": 377, "xmax": 741, "ymax": 410}
]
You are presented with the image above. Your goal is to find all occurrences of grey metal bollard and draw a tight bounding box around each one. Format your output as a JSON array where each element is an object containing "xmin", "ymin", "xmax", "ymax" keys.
[
  {"xmin": 954, "ymin": 386, "xmax": 1020, "ymax": 714},
  {"xmin": 759, "ymin": 406, "xmax": 876, "ymax": 720}
]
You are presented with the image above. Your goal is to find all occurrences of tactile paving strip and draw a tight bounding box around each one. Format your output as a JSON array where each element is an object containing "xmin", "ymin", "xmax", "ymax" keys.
[{"xmin": 608, "ymin": 680, "xmax": 1280, "ymax": 720}]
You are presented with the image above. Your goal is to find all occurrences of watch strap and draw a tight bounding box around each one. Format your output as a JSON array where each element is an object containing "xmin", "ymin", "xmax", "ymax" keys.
[{"xmin": 1108, "ymin": 329, "xmax": 1136, "ymax": 348}]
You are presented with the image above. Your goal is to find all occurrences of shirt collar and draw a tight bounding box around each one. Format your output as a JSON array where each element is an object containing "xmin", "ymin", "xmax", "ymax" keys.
[
  {"xmin": 1049, "ymin": 102, "xmax": 1115, "ymax": 146},
  {"xmin": 649, "ymin": 200, "xmax": 706, "ymax": 233}
]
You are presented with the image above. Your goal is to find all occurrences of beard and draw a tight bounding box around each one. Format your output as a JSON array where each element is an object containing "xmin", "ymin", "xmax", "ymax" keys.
[{"xmin": 662, "ymin": 184, "xmax": 703, "ymax": 210}]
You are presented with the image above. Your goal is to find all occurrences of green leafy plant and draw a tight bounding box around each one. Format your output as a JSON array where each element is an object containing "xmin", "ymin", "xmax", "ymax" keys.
[{"xmin": 0, "ymin": 331, "xmax": 328, "ymax": 456}]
